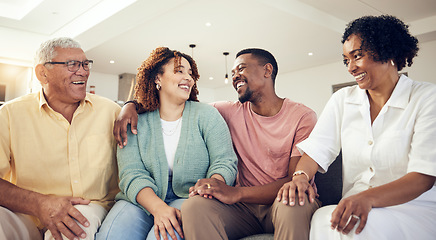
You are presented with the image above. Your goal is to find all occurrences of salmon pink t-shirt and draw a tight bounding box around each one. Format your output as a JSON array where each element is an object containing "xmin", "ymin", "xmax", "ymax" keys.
[{"xmin": 212, "ymin": 98, "xmax": 316, "ymax": 187}]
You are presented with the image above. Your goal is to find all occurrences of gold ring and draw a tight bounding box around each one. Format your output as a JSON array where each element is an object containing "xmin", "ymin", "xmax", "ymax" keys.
[
  {"xmin": 206, "ymin": 183, "xmax": 211, "ymax": 189},
  {"xmin": 351, "ymin": 215, "xmax": 360, "ymax": 220}
]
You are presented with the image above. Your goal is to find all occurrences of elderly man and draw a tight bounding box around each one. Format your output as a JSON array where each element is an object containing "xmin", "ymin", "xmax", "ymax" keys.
[
  {"xmin": 0, "ymin": 37, "xmax": 120, "ymax": 240},
  {"xmin": 114, "ymin": 48, "xmax": 320, "ymax": 239}
]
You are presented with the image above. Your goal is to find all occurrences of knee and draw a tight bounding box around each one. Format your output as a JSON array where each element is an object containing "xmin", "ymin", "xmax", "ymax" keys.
[
  {"xmin": 0, "ymin": 207, "xmax": 10, "ymax": 225},
  {"xmin": 74, "ymin": 203, "xmax": 107, "ymax": 224},
  {"xmin": 0, "ymin": 207, "xmax": 16, "ymax": 232},
  {"xmin": 274, "ymin": 196, "xmax": 319, "ymax": 218},
  {"xmin": 311, "ymin": 205, "xmax": 336, "ymax": 227},
  {"xmin": 181, "ymin": 196, "xmax": 209, "ymax": 215},
  {"xmin": 181, "ymin": 196, "xmax": 219, "ymax": 223},
  {"xmin": 97, "ymin": 200, "xmax": 148, "ymax": 238}
]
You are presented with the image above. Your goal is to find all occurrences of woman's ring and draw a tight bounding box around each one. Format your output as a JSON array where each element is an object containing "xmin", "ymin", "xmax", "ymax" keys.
[
  {"xmin": 206, "ymin": 183, "xmax": 211, "ymax": 189},
  {"xmin": 351, "ymin": 214, "xmax": 360, "ymax": 220}
]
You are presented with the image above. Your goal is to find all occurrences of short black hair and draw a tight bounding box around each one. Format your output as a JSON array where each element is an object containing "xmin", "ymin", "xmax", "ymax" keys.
[
  {"xmin": 342, "ymin": 15, "xmax": 419, "ymax": 71},
  {"xmin": 236, "ymin": 48, "xmax": 278, "ymax": 82}
]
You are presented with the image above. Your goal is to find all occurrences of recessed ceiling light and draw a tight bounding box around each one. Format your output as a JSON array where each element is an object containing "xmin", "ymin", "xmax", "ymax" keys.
[
  {"xmin": 205, "ymin": 22, "xmax": 212, "ymax": 27},
  {"xmin": 110, "ymin": 60, "xmax": 115, "ymax": 64},
  {"xmin": 308, "ymin": 52, "xmax": 313, "ymax": 56},
  {"xmin": 209, "ymin": 77, "xmax": 214, "ymax": 80}
]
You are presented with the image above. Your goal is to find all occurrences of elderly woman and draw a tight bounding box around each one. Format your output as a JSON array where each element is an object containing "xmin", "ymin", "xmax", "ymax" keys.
[
  {"xmin": 96, "ymin": 47, "xmax": 237, "ymax": 240},
  {"xmin": 276, "ymin": 15, "xmax": 436, "ymax": 239}
]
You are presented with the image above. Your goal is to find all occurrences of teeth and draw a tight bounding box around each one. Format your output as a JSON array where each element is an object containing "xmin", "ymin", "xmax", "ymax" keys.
[
  {"xmin": 355, "ymin": 73, "xmax": 366, "ymax": 80},
  {"xmin": 72, "ymin": 81, "xmax": 85, "ymax": 84},
  {"xmin": 236, "ymin": 82, "xmax": 245, "ymax": 89},
  {"xmin": 179, "ymin": 85, "xmax": 189, "ymax": 89}
]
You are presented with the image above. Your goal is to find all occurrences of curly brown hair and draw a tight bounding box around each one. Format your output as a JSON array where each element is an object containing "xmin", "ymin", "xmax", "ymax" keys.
[{"xmin": 134, "ymin": 47, "xmax": 200, "ymax": 112}]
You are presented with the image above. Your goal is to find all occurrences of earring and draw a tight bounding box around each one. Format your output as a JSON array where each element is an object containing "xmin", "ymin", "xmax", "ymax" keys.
[
  {"xmin": 391, "ymin": 60, "xmax": 395, "ymax": 66},
  {"xmin": 156, "ymin": 83, "xmax": 161, "ymax": 90}
]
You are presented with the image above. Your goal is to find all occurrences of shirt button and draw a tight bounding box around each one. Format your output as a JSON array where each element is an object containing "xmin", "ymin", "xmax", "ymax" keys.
[
  {"xmin": 368, "ymin": 140, "xmax": 374, "ymax": 145},
  {"xmin": 73, "ymin": 180, "xmax": 78, "ymax": 184}
]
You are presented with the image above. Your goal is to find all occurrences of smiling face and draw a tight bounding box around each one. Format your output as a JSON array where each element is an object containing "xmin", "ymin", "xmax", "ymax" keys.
[
  {"xmin": 231, "ymin": 54, "xmax": 266, "ymax": 103},
  {"xmin": 38, "ymin": 47, "xmax": 90, "ymax": 105},
  {"xmin": 342, "ymin": 34, "xmax": 392, "ymax": 91},
  {"xmin": 156, "ymin": 57, "xmax": 194, "ymax": 104}
]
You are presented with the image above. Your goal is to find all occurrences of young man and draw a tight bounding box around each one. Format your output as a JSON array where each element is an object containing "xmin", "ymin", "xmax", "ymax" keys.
[
  {"xmin": 0, "ymin": 38, "xmax": 120, "ymax": 240},
  {"xmin": 114, "ymin": 48, "xmax": 319, "ymax": 239}
]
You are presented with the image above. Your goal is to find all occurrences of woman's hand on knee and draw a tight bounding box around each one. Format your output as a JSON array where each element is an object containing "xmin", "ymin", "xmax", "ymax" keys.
[
  {"xmin": 331, "ymin": 193, "xmax": 372, "ymax": 235},
  {"xmin": 153, "ymin": 205, "xmax": 183, "ymax": 240},
  {"xmin": 276, "ymin": 175, "xmax": 315, "ymax": 206}
]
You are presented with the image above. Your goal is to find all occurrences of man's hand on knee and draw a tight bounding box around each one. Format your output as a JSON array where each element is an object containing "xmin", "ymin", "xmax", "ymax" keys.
[{"xmin": 36, "ymin": 195, "xmax": 90, "ymax": 240}]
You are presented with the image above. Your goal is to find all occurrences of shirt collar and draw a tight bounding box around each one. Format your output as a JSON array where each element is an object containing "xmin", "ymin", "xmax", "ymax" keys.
[
  {"xmin": 386, "ymin": 74, "xmax": 411, "ymax": 109},
  {"xmin": 345, "ymin": 74, "xmax": 411, "ymax": 110},
  {"xmin": 38, "ymin": 90, "xmax": 93, "ymax": 112}
]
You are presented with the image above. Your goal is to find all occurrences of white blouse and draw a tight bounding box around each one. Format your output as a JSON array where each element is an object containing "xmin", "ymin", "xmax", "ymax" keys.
[
  {"xmin": 298, "ymin": 75, "xmax": 436, "ymax": 199},
  {"xmin": 161, "ymin": 117, "xmax": 182, "ymax": 175}
]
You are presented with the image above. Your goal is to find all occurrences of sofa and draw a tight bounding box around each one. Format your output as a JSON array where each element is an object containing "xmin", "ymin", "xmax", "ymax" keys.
[{"xmin": 240, "ymin": 153, "xmax": 343, "ymax": 240}]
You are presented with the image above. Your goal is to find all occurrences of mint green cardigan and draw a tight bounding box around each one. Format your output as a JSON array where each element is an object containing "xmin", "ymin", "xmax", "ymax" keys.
[{"xmin": 115, "ymin": 101, "xmax": 237, "ymax": 212}]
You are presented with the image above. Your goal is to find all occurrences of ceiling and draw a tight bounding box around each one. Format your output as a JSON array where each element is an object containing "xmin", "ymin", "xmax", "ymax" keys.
[{"xmin": 1, "ymin": 0, "xmax": 436, "ymax": 89}]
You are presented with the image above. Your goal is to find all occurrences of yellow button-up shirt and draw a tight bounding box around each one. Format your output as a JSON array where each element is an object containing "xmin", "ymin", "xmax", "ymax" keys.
[{"xmin": 0, "ymin": 91, "xmax": 120, "ymax": 227}]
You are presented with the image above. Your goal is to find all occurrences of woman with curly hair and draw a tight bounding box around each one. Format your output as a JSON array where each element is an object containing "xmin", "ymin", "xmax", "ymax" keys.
[
  {"xmin": 96, "ymin": 47, "xmax": 237, "ymax": 240},
  {"xmin": 276, "ymin": 15, "xmax": 436, "ymax": 239}
]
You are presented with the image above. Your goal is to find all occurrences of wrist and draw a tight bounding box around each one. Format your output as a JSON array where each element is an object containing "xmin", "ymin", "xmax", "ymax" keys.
[
  {"xmin": 359, "ymin": 188, "xmax": 378, "ymax": 207},
  {"xmin": 231, "ymin": 186, "xmax": 243, "ymax": 203},
  {"xmin": 293, "ymin": 170, "xmax": 310, "ymax": 181},
  {"xmin": 211, "ymin": 174, "xmax": 225, "ymax": 183},
  {"xmin": 148, "ymin": 201, "xmax": 168, "ymax": 215},
  {"xmin": 33, "ymin": 192, "xmax": 48, "ymax": 216},
  {"xmin": 124, "ymin": 100, "xmax": 139, "ymax": 111}
]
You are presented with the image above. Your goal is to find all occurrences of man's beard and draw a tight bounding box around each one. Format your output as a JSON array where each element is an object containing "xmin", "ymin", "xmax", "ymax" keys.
[{"xmin": 238, "ymin": 87, "xmax": 253, "ymax": 103}]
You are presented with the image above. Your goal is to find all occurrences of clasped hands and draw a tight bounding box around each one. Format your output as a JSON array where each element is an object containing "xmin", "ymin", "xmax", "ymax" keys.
[
  {"xmin": 276, "ymin": 175, "xmax": 372, "ymax": 235},
  {"xmin": 188, "ymin": 178, "xmax": 239, "ymax": 205}
]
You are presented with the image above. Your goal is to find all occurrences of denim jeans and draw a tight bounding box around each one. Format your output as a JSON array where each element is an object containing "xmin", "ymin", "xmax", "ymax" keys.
[{"xmin": 96, "ymin": 180, "xmax": 185, "ymax": 240}]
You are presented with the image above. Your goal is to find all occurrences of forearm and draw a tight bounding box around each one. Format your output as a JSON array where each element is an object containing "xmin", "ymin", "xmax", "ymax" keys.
[
  {"xmin": 237, "ymin": 155, "xmax": 318, "ymax": 204},
  {"xmin": 0, "ymin": 179, "xmax": 43, "ymax": 216},
  {"xmin": 360, "ymin": 172, "xmax": 435, "ymax": 208},
  {"xmin": 211, "ymin": 174, "xmax": 225, "ymax": 182},
  {"xmin": 237, "ymin": 176, "xmax": 292, "ymax": 204},
  {"xmin": 136, "ymin": 187, "xmax": 167, "ymax": 215},
  {"xmin": 293, "ymin": 153, "xmax": 320, "ymax": 180},
  {"xmin": 126, "ymin": 101, "xmax": 146, "ymax": 114}
]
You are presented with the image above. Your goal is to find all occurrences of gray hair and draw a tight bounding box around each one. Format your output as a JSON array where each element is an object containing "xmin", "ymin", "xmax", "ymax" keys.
[{"xmin": 34, "ymin": 37, "xmax": 82, "ymax": 66}]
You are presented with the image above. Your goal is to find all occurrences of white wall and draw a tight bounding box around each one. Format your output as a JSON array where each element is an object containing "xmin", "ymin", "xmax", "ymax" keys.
[
  {"xmin": 276, "ymin": 61, "xmax": 349, "ymax": 116},
  {"xmin": 210, "ymin": 39, "xmax": 436, "ymax": 116},
  {"xmin": 407, "ymin": 40, "xmax": 436, "ymax": 84},
  {"xmin": 87, "ymin": 71, "xmax": 119, "ymax": 102},
  {"xmin": 206, "ymin": 84, "xmax": 237, "ymax": 103},
  {"xmin": 0, "ymin": 65, "xmax": 33, "ymax": 102},
  {"xmin": 197, "ymin": 87, "xmax": 215, "ymax": 103}
]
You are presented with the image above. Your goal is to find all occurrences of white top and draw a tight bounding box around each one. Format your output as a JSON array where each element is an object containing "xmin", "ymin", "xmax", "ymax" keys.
[
  {"xmin": 298, "ymin": 75, "xmax": 436, "ymax": 199},
  {"xmin": 161, "ymin": 117, "xmax": 182, "ymax": 175}
]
